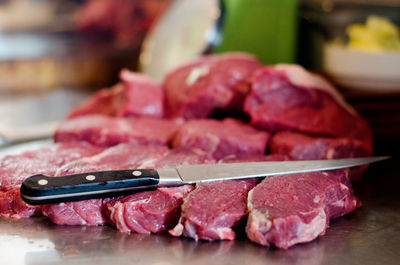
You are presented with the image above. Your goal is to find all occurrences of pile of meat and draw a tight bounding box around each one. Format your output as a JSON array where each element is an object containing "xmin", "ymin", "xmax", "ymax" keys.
[{"xmin": 0, "ymin": 53, "xmax": 372, "ymax": 249}]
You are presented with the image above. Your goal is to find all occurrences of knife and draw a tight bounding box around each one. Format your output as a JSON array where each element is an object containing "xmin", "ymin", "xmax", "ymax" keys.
[{"xmin": 20, "ymin": 156, "xmax": 389, "ymax": 205}]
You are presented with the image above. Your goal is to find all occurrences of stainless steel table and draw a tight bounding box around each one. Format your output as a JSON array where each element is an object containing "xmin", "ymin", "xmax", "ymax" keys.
[{"xmin": 0, "ymin": 156, "xmax": 399, "ymax": 265}]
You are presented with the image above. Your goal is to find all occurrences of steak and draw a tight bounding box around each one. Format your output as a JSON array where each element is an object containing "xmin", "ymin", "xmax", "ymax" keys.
[
  {"xmin": 106, "ymin": 185, "xmax": 193, "ymax": 233},
  {"xmin": 246, "ymin": 170, "xmax": 359, "ymax": 249},
  {"xmin": 55, "ymin": 115, "xmax": 181, "ymax": 147},
  {"xmin": 106, "ymin": 147, "xmax": 215, "ymax": 233},
  {"xmin": 244, "ymin": 64, "xmax": 372, "ymax": 148},
  {"xmin": 42, "ymin": 199, "xmax": 107, "ymax": 226},
  {"xmin": 56, "ymin": 142, "xmax": 169, "ymax": 176},
  {"xmin": 0, "ymin": 142, "xmax": 103, "ymax": 192},
  {"xmin": 169, "ymin": 179, "xmax": 258, "ymax": 241},
  {"xmin": 219, "ymin": 153, "xmax": 289, "ymax": 163},
  {"xmin": 164, "ymin": 53, "xmax": 262, "ymax": 119},
  {"xmin": 0, "ymin": 189, "xmax": 41, "ymax": 218},
  {"xmin": 172, "ymin": 118, "xmax": 270, "ymax": 160},
  {"xmin": 42, "ymin": 143, "xmax": 168, "ymax": 226},
  {"xmin": 269, "ymin": 131, "xmax": 372, "ymax": 180},
  {"xmin": 68, "ymin": 70, "xmax": 163, "ymax": 118},
  {"xmin": 0, "ymin": 142, "xmax": 103, "ymax": 218}
]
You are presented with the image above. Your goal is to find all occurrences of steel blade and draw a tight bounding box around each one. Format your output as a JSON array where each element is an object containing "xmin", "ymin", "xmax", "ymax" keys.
[{"xmin": 175, "ymin": 156, "xmax": 390, "ymax": 183}]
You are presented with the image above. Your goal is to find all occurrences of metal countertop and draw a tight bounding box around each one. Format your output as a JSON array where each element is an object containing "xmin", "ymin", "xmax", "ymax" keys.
[{"xmin": 0, "ymin": 155, "xmax": 399, "ymax": 265}]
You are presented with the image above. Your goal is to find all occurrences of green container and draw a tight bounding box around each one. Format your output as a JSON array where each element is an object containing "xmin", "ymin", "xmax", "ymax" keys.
[{"xmin": 214, "ymin": 0, "xmax": 298, "ymax": 64}]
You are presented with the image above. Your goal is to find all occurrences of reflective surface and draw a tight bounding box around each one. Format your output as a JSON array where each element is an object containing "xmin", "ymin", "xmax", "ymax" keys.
[{"xmin": 0, "ymin": 157, "xmax": 399, "ymax": 265}]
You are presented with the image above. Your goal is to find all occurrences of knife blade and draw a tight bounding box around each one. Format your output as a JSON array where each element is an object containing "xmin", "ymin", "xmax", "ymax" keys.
[{"xmin": 20, "ymin": 156, "xmax": 389, "ymax": 205}]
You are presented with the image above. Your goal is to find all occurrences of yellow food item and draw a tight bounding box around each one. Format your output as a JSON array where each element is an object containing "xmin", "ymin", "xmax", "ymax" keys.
[{"xmin": 346, "ymin": 15, "xmax": 400, "ymax": 52}]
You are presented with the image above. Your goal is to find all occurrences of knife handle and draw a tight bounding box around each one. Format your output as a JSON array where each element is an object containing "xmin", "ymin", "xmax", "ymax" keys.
[{"xmin": 20, "ymin": 169, "xmax": 160, "ymax": 205}]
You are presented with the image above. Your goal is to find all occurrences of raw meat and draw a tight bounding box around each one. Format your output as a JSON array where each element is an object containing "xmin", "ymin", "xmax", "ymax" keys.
[
  {"xmin": 164, "ymin": 53, "xmax": 262, "ymax": 119},
  {"xmin": 55, "ymin": 115, "xmax": 181, "ymax": 147},
  {"xmin": 0, "ymin": 142, "xmax": 104, "ymax": 192},
  {"xmin": 56, "ymin": 142, "xmax": 169, "ymax": 176},
  {"xmin": 246, "ymin": 170, "xmax": 359, "ymax": 249},
  {"xmin": 0, "ymin": 189, "xmax": 41, "ymax": 219},
  {"xmin": 106, "ymin": 185, "xmax": 193, "ymax": 233},
  {"xmin": 68, "ymin": 70, "xmax": 163, "ymax": 119},
  {"xmin": 270, "ymin": 131, "xmax": 372, "ymax": 159},
  {"xmin": 244, "ymin": 64, "xmax": 373, "ymax": 148},
  {"xmin": 219, "ymin": 153, "xmax": 289, "ymax": 163},
  {"xmin": 0, "ymin": 142, "xmax": 103, "ymax": 218},
  {"xmin": 117, "ymin": 70, "xmax": 164, "ymax": 117},
  {"xmin": 172, "ymin": 118, "xmax": 270, "ymax": 160},
  {"xmin": 269, "ymin": 131, "xmax": 371, "ymax": 180},
  {"xmin": 106, "ymin": 147, "xmax": 215, "ymax": 233},
  {"xmin": 43, "ymin": 143, "xmax": 169, "ymax": 226},
  {"xmin": 42, "ymin": 199, "xmax": 107, "ymax": 226},
  {"xmin": 68, "ymin": 84, "xmax": 121, "ymax": 118},
  {"xmin": 169, "ymin": 179, "xmax": 258, "ymax": 241}
]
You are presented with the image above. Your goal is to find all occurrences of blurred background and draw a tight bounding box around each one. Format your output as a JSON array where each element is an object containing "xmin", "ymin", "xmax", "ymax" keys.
[{"xmin": 0, "ymin": 0, "xmax": 399, "ymax": 153}]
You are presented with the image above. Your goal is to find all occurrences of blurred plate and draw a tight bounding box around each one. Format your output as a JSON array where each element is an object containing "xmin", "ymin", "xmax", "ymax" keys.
[{"xmin": 323, "ymin": 44, "xmax": 400, "ymax": 91}]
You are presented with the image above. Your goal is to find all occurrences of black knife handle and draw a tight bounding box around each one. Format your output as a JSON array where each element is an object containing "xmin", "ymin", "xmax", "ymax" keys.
[{"xmin": 20, "ymin": 169, "xmax": 159, "ymax": 205}]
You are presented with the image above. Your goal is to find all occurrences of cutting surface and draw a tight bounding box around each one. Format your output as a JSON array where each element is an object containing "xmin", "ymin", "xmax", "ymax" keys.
[{"xmin": 0, "ymin": 151, "xmax": 399, "ymax": 265}]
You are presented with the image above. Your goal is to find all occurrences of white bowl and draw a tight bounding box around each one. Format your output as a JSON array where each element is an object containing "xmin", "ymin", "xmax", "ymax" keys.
[{"xmin": 323, "ymin": 44, "xmax": 400, "ymax": 91}]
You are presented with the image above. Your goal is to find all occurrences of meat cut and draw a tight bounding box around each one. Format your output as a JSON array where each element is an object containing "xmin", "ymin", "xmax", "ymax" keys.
[
  {"xmin": 0, "ymin": 189, "xmax": 41, "ymax": 218},
  {"xmin": 0, "ymin": 142, "xmax": 103, "ymax": 218},
  {"xmin": 246, "ymin": 170, "xmax": 359, "ymax": 249},
  {"xmin": 55, "ymin": 115, "xmax": 181, "ymax": 147},
  {"xmin": 0, "ymin": 142, "xmax": 103, "ymax": 192},
  {"xmin": 169, "ymin": 179, "xmax": 258, "ymax": 241},
  {"xmin": 106, "ymin": 185, "xmax": 193, "ymax": 233},
  {"xmin": 244, "ymin": 64, "xmax": 372, "ymax": 148},
  {"xmin": 269, "ymin": 131, "xmax": 371, "ymax": 180},
  {"xmin": 164, "ymin": 53, "xmax": 262, "ymax": 119},
  {"xmin": 68, "ymin": 70, "xmax": 163, "ymax": 118},
  {"xmin": 270, "ymin": 131, "xmax": 372, "ymax": 159},
  {"xmin": 56, "ymin": 142, "xmax": 169, "ymax": 176},
  {"xmin": 172, "ymin": 118, "xmax": 270, "ymax": 160}
]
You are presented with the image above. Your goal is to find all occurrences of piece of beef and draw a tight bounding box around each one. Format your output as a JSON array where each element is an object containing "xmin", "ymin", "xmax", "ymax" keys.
[
  {"xmin": 244, "ymin": 64, "xmax": 373, "ymax": 149},
  {"xmin": 106, "ymin": 185, "xmax": 193, "ymax": 234},
  {"xmin": 42, "ymin": 143, "xmax": 169, "ymax": 226},
  {"xmin": 0, "ymin": 142, "xmax": 104, "ymax": 192},
  {"xmin": 68, "ymin": 84, "xmax": 121, "ymax": 119},
  {"xmin": 172, "ymin": 118, "xmax": 270, "ymax": 160},
  {"xmin": 219, "ymin": 153, "xmax": 289, "ymax": 163},
  {"xmin": 246, "ymin": 170, "xmax": 359, "ymax": 249},
  {"xmin": 42, "ymin": 199, "xmax": 107, "ymax": 226},
  {"xmin": 0, "ymin": 189, "xmax": 41, "ymax": 218},
  {"xmin": 106, "ymin": 147, "xmax": 215, "ymax": 233},
  {"xmin": 55, "ymin": 115, "xmax": 181, "ymax": 147},
  {"xmin": 68, "ymin": 71, "xmax": 163, "ymax": 119},
  {"xmin": 0, "ymin": 142, "xmax": 103, "ymax": 218},
  {"xmin": 269, "ymin": 131, "xmax": 371, "ymax": 180},
  {"xmin": 169, "ymin": 179, "xmax": 258, "ymax": 241},
  {"xmin": 164, "ymin": 53, "xmax": 262, "ymax": 119},
  {"xmin": 139, "ymin": 146, "xmax": 215, "ymax": 169},
  {"xmin": 56, "ymin": 142, "xmax": 169, "ymax": 176}
]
